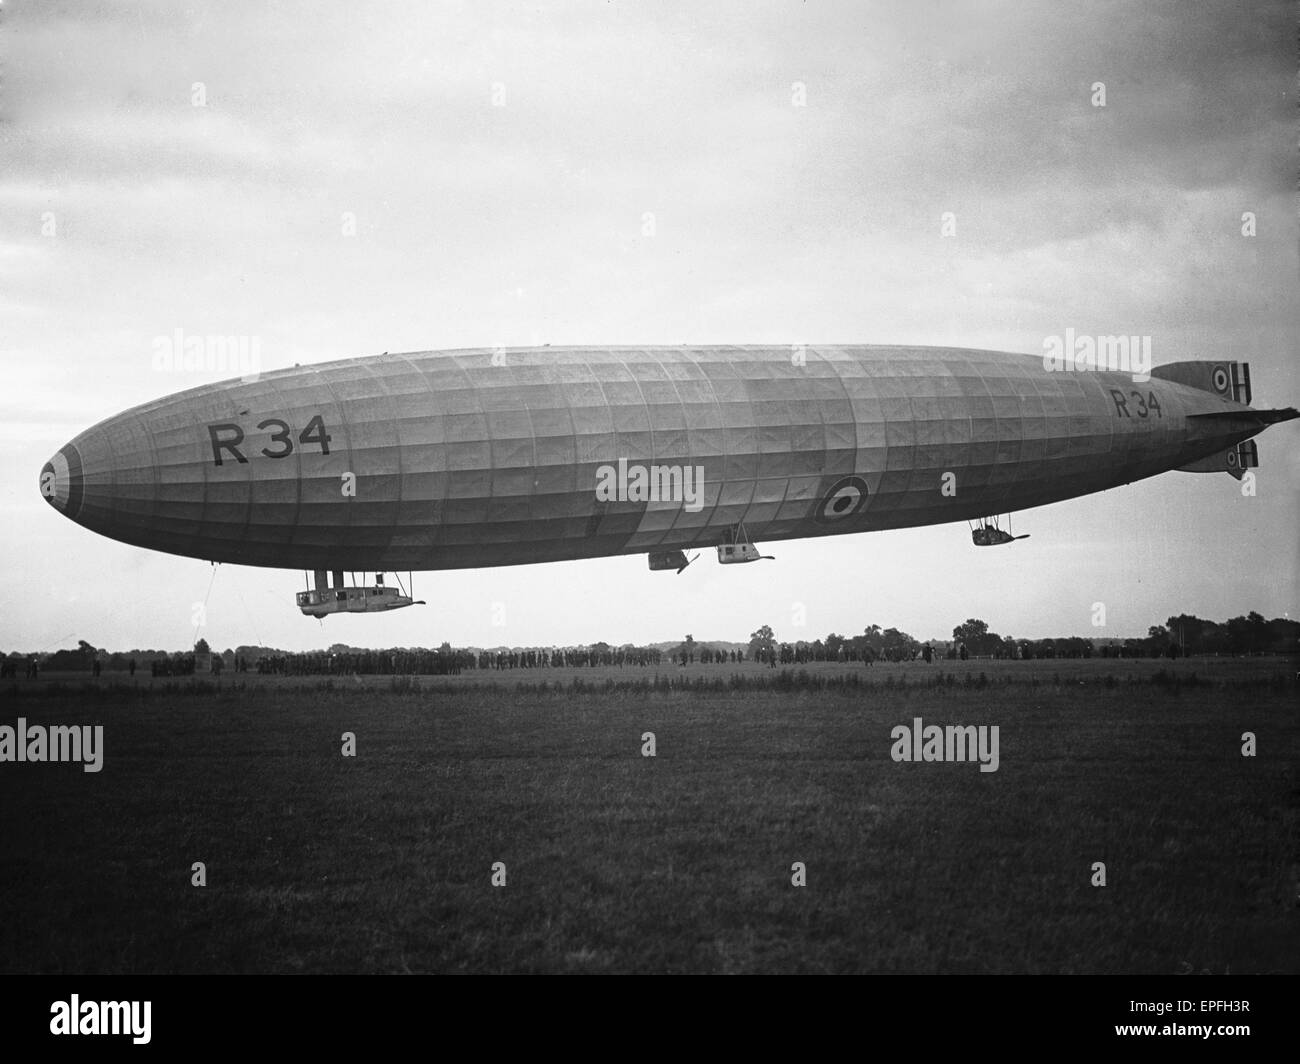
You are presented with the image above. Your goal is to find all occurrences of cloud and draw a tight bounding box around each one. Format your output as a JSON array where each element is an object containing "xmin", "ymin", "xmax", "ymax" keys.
[{"xmin": 0, "ymin": 0, "xmax": 1295, "ymax": 650}]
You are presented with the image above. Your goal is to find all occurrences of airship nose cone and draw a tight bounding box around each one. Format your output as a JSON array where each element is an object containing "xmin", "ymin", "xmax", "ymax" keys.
[
  {"xmin": 40, "ymin": 443, "xmax": 85, "ymax": 519},
  {"xmin": 41, "ymin": 410, "xmax": 155, "ymax": 539}
]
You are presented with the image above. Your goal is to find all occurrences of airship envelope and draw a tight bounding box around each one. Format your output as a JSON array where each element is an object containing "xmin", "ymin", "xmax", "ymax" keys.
[{"xmin": 41, "ymin": 345, "xmax": 1297, "ymax": 612}]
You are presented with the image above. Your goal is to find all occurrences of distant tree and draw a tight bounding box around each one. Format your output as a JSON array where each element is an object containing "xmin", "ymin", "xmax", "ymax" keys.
[
  {"xmin": 1164, "ymin": 614, "xmax": 1226, "ymax": 655},
  {"xmin": 952, "ymin": 619, "xmax": 1002, "ymax": 657},
  {"xmin": 46, "ymin": 643, "xmax": 90, "ymax": 670},
  {"xmin": 194, "ymin": 637, "xmax": 211, "ymax": 655},
  {"xmin": 858, "ymin": 624, "xmax": 884, "ymax": 661},
  {"xmin": 1145, "ymin": 625, "xmax": 1171, "ymax": 657},
  {"xmin": 1266, "ymin": 616, "xmax": 1300, "ymax": 654},
  {"xmin": 1221, "ymin": 612, "xmax": 1269, "ymax": 655},
  {"xmin": 748, "ymin": 625, "xmax": 776, "ymax": 661},
  {"xmin": 1245, "ymin": 611, "xmax": 1269, "ymax": 654},
  {"xmin": 673, "ymin": 633, "xmax": 697, "ymax": 665},
  {"xmin": 880, "ymin": 627, "xmax": 920, "ymax": 661}
]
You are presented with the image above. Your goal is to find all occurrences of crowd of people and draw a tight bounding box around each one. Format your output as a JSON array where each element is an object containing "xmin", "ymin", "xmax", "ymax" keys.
[{"xmin": 250, "ymin": 644, "xmax": 674, "ymax": 675}]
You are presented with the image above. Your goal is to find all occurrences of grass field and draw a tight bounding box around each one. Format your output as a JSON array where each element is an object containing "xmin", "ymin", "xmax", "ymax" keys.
[{"xmin": 1, "ymin": 657, "xmax": 1295, "ymax": 974}]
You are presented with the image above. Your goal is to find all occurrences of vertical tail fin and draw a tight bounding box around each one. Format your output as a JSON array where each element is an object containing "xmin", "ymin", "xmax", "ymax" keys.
[
  {"xmin": 1177, "ymin": 439, "xmax": 1260, "ymax": 480},
  {"xmin": 1151, "ymin": 360, "xmax": 1251, "ymax": 403}
]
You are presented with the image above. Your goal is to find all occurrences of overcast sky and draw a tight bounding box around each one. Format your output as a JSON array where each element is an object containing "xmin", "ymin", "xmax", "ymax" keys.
[{"xmin": 2, "ymin": 0, "xmax": 1296, "ymax": 653}]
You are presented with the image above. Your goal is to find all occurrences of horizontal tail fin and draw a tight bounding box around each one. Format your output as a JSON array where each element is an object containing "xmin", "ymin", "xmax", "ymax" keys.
[{"xmin": 1186, "ymin": 407, "xmax": 1299, "ymax": 427}]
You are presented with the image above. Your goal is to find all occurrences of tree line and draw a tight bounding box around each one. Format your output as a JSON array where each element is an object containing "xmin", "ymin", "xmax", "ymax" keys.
[{"xmin": 4, "ymin": 612, "xmax": 1294, "ymax": 676}]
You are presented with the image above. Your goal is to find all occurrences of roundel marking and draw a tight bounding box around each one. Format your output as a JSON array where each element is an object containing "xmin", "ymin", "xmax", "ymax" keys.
[
  {"xmin": 815, "ymin": 475, "xmax": 869, "ymax": 524},
  {"xmin": 1226, "ymin": 450, "xmax": 1238, "ymax": 467},
  {"xmin": 1211, "ymin": 365, "xmax": 1231, "ymax": 394}
]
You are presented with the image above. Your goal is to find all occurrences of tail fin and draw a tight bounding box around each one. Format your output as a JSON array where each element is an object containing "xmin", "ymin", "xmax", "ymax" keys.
[
  {"xmin": 1152, "ymin": 360, "xmax": 1251, "ymax": 403},
  {"xmin": 1177, "ymin": 409, "xmax": 1296, "ymax": 479},
  {"xmin": 1177, "ymin": 440, "xmax": 1259, "ymax": 481},
  {"xmin": 1185, "ymin": 407, "xmax": 1300, "ymax": 427}
]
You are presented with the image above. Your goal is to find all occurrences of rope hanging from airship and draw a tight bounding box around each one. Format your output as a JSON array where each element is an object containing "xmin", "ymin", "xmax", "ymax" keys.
[{"xmin": 191, "ymin": 562, "xmax": 220, "ymax": 646}]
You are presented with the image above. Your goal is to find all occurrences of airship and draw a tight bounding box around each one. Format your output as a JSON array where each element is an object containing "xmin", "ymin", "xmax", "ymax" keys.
[{"xmin": 40, "ymin": 345, "xmax": 1296, "ymax": 617}]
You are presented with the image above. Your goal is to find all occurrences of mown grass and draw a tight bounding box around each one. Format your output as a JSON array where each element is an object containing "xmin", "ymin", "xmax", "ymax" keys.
[{"xmin": 0, "ymin": 658, "xmax": 1295, "ymax": 973}]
